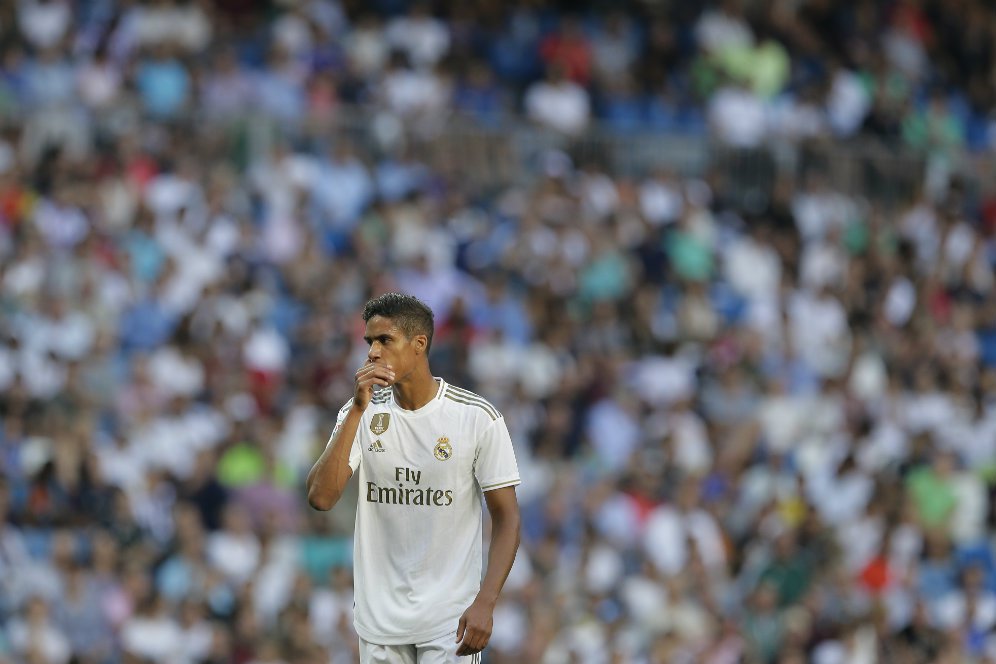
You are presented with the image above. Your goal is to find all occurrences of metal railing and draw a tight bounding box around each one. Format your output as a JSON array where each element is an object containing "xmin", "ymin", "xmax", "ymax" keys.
[
  {"xmin": 247, "ymin": 106, "xmax": 966, "ymax": 209},
  {"xmin": 11, "ymin": 97, "xmax": 989, "ymax": 209}
]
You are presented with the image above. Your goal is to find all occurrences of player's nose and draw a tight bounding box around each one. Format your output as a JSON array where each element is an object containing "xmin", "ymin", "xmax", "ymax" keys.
[{"xmin": 367, "ymin": 343, "xmax": 381, "ymax": 361}]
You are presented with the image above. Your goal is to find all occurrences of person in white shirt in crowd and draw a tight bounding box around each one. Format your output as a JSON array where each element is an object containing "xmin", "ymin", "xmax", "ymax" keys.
[
  {"xmin": 8, "ymin": 596, "xmax": 72, "ymax": 664},
  {"xmin": 709, "ymin": 73, "xmax": 768, "ymax": 149},
  {"xmin": 525, "ymin": 63, "xmax": 591, "ymax": 136}
]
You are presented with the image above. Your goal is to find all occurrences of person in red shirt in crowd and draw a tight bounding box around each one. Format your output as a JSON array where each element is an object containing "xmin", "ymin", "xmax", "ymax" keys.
[{"xmin": 539, "ymin": 15, "xmax": 592, "ymax": 86}]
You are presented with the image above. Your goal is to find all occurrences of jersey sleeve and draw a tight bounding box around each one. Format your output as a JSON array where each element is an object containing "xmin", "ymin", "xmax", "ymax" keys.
[
  {"xmin": 474, "ymin": 416, "xmax": 521, "ymax": 492},
  {"xmin": 327, "ymin": 399, "xmax": 362, "ymax": 473}
]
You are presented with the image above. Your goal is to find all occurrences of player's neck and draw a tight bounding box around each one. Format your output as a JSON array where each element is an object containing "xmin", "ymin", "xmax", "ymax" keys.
[{"xmin": 392, "ymin": 366, "xmax": 438, "ymax": 411}]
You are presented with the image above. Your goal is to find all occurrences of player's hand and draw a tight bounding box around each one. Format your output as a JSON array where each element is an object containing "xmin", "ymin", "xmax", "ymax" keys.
[
  {"xmin": 455, "ymin": 598, "xmax": 493, "ymax": 656},
  {"xmin": 353, "ymin": 361, "xmax": 395, "ymax": 411}
]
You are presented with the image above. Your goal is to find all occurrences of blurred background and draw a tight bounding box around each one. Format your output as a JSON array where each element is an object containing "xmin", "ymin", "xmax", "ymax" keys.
[{"xmin": 1, "ymin": 0, "xmax": 996, "ymax": 662}]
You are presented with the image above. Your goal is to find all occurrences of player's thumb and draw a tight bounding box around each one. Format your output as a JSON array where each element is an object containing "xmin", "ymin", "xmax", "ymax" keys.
[{"xmin": 456, "ymin": 615, "xmax": 466, "ymax": 642}]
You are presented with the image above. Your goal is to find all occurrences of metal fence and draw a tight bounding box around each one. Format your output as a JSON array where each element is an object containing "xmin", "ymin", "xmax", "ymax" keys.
[
  {"xmin": 12, "ymin": 98, "xmax": 991, "ymax": 210},
  {"xmin": 245, "ymin": 106, "xmax": 982, "ymax": 210}
]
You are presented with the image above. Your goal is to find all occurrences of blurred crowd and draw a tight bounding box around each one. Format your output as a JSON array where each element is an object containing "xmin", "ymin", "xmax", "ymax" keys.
[
  {"xmin": 0, "ymin": 0, "xmax": 994, "ymax": 147},
  {"xmin": 2, "ymin": 1, "xmax": 996, "ymax": 663}
]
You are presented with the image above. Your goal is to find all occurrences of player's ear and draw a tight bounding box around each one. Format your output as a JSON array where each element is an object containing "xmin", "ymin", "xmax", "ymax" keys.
[{"xmin": 413, "ymin": 334, "xmax": 428, "ymax": 355}]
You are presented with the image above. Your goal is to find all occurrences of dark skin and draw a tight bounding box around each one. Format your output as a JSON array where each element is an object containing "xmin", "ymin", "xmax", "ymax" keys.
[
  {"xmin": 456, "ymin": 486, "xmax": 520, "ymax": 656},
  {"xmin": 305, "ymin": 314, "xmax": 520, "ymax": 657}
]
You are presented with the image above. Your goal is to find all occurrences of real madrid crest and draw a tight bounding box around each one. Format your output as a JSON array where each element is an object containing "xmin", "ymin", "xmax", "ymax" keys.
[
  {"xmin": 370, "ymin": 413, "xmax": 390, "ymax": 436},
  {"xmin": 434, "ymin": 437, "xmax": 452, "ymax": 461}
]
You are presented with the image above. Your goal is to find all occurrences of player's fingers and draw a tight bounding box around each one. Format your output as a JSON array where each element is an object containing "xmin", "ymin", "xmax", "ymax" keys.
[
  {"xmin": 456, "ymin": 637, "xmax": 474, "ymax": 656},
  {"xmin": 355, "ymin": 362, "xmax": 391, "ymax": 375},
  {"xmin": 356, "ymin": 364, "xmax": 393, "ymax": 379},
  {"xmin": 456, "ymin": 616, "xmax": 466, "ymax": 642},
  {"xmin": 358, "ymin": 369, "xmax": 395, "ymax": 388},
  {"xmin": 464, "ymin": 628, "xmax": 481, "ymax": 653},
  {"xmin": 365, "ymin": 366, "xmax": 396, "ymax": 382}
]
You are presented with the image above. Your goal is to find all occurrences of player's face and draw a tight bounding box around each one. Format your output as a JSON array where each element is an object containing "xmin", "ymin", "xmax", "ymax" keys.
[{"xmin": 362, "ymin": 315, "xmax": 423, "ymax": 383}]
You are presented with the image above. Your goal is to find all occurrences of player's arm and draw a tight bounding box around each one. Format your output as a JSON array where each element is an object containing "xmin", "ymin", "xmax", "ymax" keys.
[
  {"xmin": 456, "ymin": 486, "xmax": 520, "ymax": 656},
  {"xmin": 306, "ymin": 362, "xmax": 395, "ymax": 510},
  {"xmin": 479, "ymin": 486, "xmax": 521, "ymax": 604}
]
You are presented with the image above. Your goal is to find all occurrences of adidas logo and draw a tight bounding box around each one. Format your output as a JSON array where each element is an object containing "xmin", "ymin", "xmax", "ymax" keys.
[{"xmin": 368, "ymin": 440, "xmax": 386, "ymax": 453}]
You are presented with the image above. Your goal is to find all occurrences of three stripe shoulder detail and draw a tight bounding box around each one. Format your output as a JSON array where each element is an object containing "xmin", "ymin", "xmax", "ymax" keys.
[{"xmin": 444, "ymin": 386, "xmax": 500, "ymax": 421}]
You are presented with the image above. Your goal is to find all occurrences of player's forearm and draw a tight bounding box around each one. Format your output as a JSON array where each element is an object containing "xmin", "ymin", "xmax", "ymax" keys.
[
  {"xmin": 306, "ymin": 407, "xmax": 362, "ymax": 510},
  {"xmin": 477, "ymin": 503, "xmax": 521, "ymax": 605}
]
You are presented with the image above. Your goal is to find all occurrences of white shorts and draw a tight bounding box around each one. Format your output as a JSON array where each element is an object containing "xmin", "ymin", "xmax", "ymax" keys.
[{"xmin": 358, "ymin": 632, "xmax": 481, "ymax": 664}]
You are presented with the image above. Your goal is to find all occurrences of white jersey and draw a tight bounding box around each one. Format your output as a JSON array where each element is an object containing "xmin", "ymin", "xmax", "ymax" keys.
[{"xmin": 331, "ymin": 377, "xmax": 520, "ymax": 645}]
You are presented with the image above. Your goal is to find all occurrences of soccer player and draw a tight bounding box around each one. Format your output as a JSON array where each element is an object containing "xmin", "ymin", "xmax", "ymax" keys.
[{"xmin": 306, "ymin": 293, "xmax": 521, "ymax": 662}]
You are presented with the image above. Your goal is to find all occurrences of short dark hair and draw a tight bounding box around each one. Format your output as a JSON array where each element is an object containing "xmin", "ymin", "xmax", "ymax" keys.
[{"xmin": 362, "ymin": 293, "xmax": 435, "ymax": 350}]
